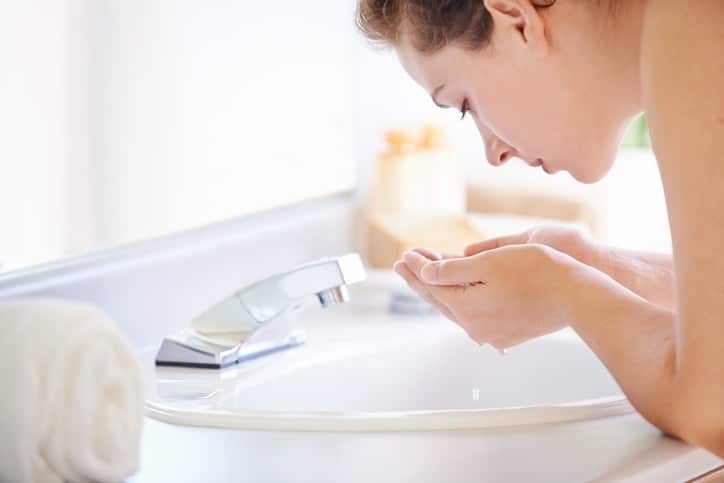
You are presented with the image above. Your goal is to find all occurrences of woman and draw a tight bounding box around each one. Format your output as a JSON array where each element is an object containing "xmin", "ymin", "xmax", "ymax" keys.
[{"xmin": 357, "ymin": 0, "xmax": 724, "ymax": 456}]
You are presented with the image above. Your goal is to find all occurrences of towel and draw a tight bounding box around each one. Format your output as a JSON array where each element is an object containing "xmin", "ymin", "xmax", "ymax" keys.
[{"xmin": 0, "ymin": 298, "xmax": 144, "ymax": 483}]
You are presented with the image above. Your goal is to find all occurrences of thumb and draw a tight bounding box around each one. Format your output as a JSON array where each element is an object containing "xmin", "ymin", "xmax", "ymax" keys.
[
  {"xmin": 421, "ymin": 255, "xmax": 486, "ymax": 285},
  {"xmin": 463, "ymin": 232, "xmax": 530, "ymax": 257}
]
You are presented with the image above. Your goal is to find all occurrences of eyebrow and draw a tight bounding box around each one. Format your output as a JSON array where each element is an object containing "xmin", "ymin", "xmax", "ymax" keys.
[{"xmin": 430, "ymin": 84, "xmax": 450, "ymax": 109}]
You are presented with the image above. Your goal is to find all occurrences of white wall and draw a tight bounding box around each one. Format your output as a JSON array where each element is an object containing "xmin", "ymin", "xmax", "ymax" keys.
[
  {"xmin": 1, "ymin": 0, "xmax": 358, "ymax": 271},
  {"xmin": 0, "ymin": 0, "xmax": 91, "ymax": 270},
  {"xmin": 93, "ymin": 0, "xmax": 357, "ymax": 248}
]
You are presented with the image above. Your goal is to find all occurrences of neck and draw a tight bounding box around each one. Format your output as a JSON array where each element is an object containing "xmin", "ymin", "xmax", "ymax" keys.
[{"xmin": 602, "ymin": 0, "xmax": 649, "ymax": 119}]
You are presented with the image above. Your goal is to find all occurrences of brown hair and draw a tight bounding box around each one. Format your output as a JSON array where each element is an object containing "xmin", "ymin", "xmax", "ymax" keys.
[{"xmin": 356, "ymin": 0, "xmax": 556, "ymax": 54}]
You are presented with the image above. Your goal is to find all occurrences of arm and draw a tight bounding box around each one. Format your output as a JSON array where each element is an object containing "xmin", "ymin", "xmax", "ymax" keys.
[
  {"xmin": 590, "ymin": 244, "xmax": 676, "ymax": 311},
  {"xmin": 574, "ymin": 0, "xmax": 724, "ymax": 455},
  {"xmin": 569, "ymin": 274, "xmax": 680, "ymax": 436},
  {"xmin": 466, "ymin": 229, "xmax": 677, "ymax": 310}
]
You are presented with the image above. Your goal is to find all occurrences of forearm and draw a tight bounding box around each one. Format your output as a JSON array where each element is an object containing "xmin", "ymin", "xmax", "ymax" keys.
[
  {"xmin": 588, "ymin": 243, "xmax": 676, "ymax": 311},
  {"xmin": 569, "ymin": 278, "xmax": 681, "ymax": 437}
]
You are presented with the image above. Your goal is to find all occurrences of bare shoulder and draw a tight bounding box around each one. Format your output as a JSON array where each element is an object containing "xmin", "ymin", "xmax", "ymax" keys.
[
  {"xmin": 641, "ymin": 0, "xmax": 724, "ymax": 53},
  {"xmin": 641, "ymin": 0, "xmax": 724, "ymax": 140},
  {"xmin": 639, "ymin": 0, "xmax": 724, "ymax": 316},
  {"xmin": 640, "ymin": 0, "xmax": 724, "ymax": 231}
]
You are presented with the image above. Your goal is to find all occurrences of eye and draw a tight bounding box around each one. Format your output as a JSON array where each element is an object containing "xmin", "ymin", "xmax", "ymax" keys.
[{"xmin": 459, "ymin": 98, "xmax": 470, "ymax": 120}]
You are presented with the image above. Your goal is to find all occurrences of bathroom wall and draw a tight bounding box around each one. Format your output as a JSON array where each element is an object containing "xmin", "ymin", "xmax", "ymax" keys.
[
  {"xmin": 92, "ymin": 0, "xmax": 357, "ymax": 249},
  {"xmin": 0, "ymin": 0, "xmax": 357, "ymax": 271},
  {"xmin": 0, "ymin": 0, "xmax": 93, "ymax": 270}
]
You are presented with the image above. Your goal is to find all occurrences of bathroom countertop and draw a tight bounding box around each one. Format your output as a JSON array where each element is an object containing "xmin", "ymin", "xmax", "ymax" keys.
[{"xmin": 129, "ymin": 413, "xmax": 721, "ymax": 483}]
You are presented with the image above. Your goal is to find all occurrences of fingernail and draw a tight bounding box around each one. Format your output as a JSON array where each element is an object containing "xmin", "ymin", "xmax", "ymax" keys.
[{"xmin": 421, "ymin": 263, "xmax": 438, "ymax": 282}]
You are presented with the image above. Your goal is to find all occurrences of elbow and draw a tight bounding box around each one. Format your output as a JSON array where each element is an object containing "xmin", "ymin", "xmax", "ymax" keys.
[
  {"xmin": 663, "ymin": 350, "xmax": 724, "ymax": 456},
  {"xmin": 670, "ymin": 400, "xmax": 724, "ymax": 458},
  {"xmin": 679, "ymin": 426, "xmax": 724, "ymax": 458}
]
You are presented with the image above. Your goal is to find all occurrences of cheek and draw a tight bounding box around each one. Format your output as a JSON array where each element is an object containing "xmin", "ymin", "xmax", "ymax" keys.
[
  {"xmin": 474, "ymin": 92, "xmax": 536, "ymax": 147},
  {"xmin": 475, "ymin": 86, "xmax": 564, "ymax": 157},
  {"xmin": 472, "ymin": 81, "xmax": 621, "ymax": 183}
]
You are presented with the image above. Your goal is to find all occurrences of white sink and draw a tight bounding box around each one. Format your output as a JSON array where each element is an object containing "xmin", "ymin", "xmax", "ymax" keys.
[{"xmin": 143, "ymin": 271, "xmax": 633, "ymax": 431}]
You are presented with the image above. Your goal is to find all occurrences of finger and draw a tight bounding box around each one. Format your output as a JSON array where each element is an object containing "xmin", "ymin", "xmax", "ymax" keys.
[
  {"xmin": 393, "ymin": 261, "xmax": 457, "ymax": 321},
  {"xmin": 418, "ymin": 253, "xmax": 488, "ymax": 286},
  {"xmin": 403, "ymin": 250, "xmax": 453, "ymax": 286},
  {"xmin": 463, "ymin": 232, "xmax": 530, "ymax": 257},
  {"xmin": 410, "ymin": 247, "xmax": 460, "ymax": 261},
  {"xmin": 410, "ymin": 247, "xmax": 441, "ymax": 261},
  {"xmin": 394, "ymin": 261, "xmax": 456, "ymax": 320},
  {"xmin": 402, "ymin": 250, "xmax": 432, "ymax": 281},
  {"xmin": 398, "ymin": 252, "xmax": 477, "ymax": 324}
]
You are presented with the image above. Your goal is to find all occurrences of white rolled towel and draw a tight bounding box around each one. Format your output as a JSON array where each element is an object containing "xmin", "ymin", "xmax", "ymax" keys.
[{"xmin": 0, "ymin": 298, "xmax": 144, "ymax": 483}]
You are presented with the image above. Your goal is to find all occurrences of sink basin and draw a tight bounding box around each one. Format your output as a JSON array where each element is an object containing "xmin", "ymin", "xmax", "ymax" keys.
[{"xmin": 143, "ymin": 272, "xmax": 633, "ymax": 431}]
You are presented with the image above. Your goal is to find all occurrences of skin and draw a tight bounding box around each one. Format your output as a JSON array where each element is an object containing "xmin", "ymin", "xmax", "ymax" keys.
[{"xmin": 390, "ymin": 0, "xmax": 724, "ymax": 457}]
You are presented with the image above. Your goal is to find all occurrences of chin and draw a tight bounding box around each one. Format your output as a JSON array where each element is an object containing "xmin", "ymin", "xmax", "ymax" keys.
[
  {"xmin": 570, "ymin": 169, "xmax": 606, "ymax": 184},
  {"xmin": 569, "ymin": 158, "xmax": 617, "ymax": 184}
]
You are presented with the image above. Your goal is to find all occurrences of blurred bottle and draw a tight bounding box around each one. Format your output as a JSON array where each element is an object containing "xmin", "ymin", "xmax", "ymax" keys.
[
  {"xmin": 368, "ymin": 124, "xmax": 466, "ymax": 218},
  {"xmin": 365, "ymin": 124, "xmax": 482, "ymax": 269}
]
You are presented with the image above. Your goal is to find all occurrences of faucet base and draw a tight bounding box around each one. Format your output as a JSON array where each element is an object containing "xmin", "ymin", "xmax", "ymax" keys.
[{"xmin": 155, "ymin": 328, "xmax": 305, "ymax": 369}]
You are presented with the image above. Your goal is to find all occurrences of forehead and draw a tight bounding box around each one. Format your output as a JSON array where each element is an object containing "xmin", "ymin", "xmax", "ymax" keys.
[
  {"xmin": 395, "ymin": 33, "xmax": 453, "ymax": 93},
  {"xmin": 395, "ymin": 33, "xmax": 477, "ymax": 97}
]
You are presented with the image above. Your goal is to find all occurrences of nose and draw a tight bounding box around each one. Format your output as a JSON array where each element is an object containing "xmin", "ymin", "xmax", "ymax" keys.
[
  {"xmin": 486, "ymin": 138, "xmax": 517, "ymax": 167},
  {"xmin": 481, "ymin": 130, "xmax": 518, "ymax": 167}
]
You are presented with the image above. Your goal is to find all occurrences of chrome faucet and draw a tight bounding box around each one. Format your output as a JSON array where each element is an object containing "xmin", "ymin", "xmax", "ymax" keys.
[{"xmin": 155, "ymin": 253, "xmax": 366, "ymax": 369}]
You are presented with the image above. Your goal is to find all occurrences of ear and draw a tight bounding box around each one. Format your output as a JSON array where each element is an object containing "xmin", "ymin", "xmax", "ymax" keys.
[{"xmin": 482, "ymin": 0, "xmax": 550, "ymax": 55}]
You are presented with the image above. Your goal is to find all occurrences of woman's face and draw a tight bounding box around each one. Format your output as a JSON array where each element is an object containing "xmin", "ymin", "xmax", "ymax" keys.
[{"xmin": 395, "ymin": 1, "xmax": 637, "ymax": 183}]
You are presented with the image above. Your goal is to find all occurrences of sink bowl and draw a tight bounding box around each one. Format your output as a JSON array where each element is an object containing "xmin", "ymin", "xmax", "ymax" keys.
[{"xmin": 143, "ymin": 272, "xmax": 633, "ymax": 431}]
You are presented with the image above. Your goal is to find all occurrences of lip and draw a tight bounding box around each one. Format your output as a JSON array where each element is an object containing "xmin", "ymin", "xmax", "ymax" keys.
[
  {"xmin": 531, "ymin": 158, "xmax": 554, "ymax": 174},
  {"xmin": 527, "ymin": 158, "xmax": 552, "ymax": 174}
]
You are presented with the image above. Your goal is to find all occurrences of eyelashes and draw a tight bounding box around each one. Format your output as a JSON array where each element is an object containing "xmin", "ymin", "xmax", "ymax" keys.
[{"xmin": 459, "ymin": 98, "xmax": 470, "ymax": 120}]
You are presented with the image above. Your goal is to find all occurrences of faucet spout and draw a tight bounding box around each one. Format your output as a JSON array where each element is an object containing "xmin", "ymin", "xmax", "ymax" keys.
[
  {"xmin": 190, "ymin": 253, "xmax": 365, "ymax": 334},
  {"xmin": 155, "ymin": 253, "xmax": 366, "ymax": 369},
  {"xmin": 317, "ymin": 285, "xmax": 350, "ymax": 308}
]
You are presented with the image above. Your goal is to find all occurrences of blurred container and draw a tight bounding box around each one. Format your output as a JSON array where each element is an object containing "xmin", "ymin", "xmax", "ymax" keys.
[
  {"xmin": 368, "ymin": 124, "xmax": 466, "ymax": 218},
  {"xmin": 466, "ymin": 182, "xmax": 601, "ymax": 238},
  {"xmin": 365, "ymin": 125, "xmax": 483, "ymax": 268}
]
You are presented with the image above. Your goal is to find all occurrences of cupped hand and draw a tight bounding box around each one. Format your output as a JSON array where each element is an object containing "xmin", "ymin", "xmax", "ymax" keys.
[
  {"xmin": 394, "ymin": 243, "xmax": 610, "ymax": 349},
  {"xmin": 464, "ymin": 226, "xmax": 600, "ymax": 267}
]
